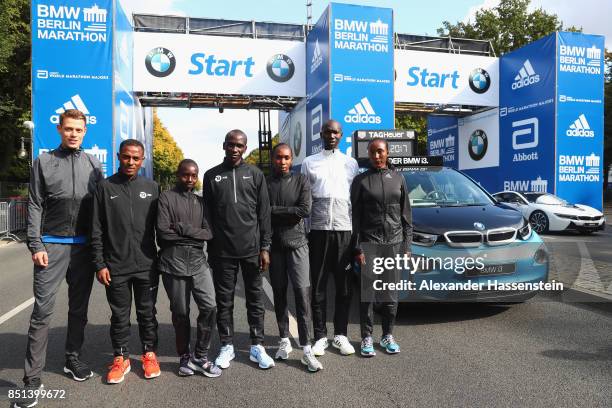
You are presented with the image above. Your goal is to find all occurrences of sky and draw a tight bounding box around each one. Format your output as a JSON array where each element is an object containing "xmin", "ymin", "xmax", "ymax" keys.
[{"xmin": 119, "ymin": 0, "xmax": 611, "ymax": 172}]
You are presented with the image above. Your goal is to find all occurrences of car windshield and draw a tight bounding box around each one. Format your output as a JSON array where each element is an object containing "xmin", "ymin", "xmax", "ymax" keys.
[
  {"xmin": 534, "ymin": 194, "xmax": 567, "ymax": 205},
  {"xmin": 401, "ymin": 167, "xmax": 494, "ymax": 207}
]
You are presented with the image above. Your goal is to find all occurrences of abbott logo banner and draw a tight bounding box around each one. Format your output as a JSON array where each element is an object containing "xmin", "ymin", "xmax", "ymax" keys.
[
  {"xmin": 395, "ymin": 50, "xmax": 499, "ymax": 106},
  {"xmin": 133, "ymin": 32, "xmax": 305, "ymax": 97}
]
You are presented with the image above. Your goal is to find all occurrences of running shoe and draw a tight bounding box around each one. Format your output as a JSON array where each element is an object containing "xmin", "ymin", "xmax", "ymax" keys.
[
  {"xmin": 380, "ymin": 334, "xmax": 400, "ymax": 354},
  {"xmin": 64, "ymin": 356, "xmax": 93, "ymax": 381},
  {"xmin": 360, "ymin": 336, "xmax": 376, "ymax": 357},
  {"xmin": 301, "ymin": 350, "xmax": 323, "ymax": 372},
  {"xmin": 107, "ymin": 356, "xmax": 131, "ymax": 384},
  {"xmin": 312, "ymin": 337, "xmax": 329, "ymax": 356},
  {"xmin": 178, "ymin": 354, "xmax": 194, "ymax": 377},
  {"xmin": 142, "ymin": 351, "xmax": 161, "ymax": 379},
  {"xmin": 332, "ymin": 335, "xmax": 355, "ymax": 355},
  {"xmin": 11, "ymin": 378, "xmax": 42, "ymax": 408},
  {"xmin": 188, "ymin": 356, "xmax": 222, "ymax": 378},
  {"xmin": 215, "ymin": 344, "xmax": 235, "ymax": 369},
  {"xmin": 275, "ymin": 338, "xmax": 293, "ymax": 360},
  {"xmin": 249, "ymin": 345, "xmax": 275, "ymax": 369}
]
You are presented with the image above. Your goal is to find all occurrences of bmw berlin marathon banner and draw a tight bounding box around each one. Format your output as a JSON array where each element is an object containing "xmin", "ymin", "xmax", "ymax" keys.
[
  {"xmin": 555, "ymin": 33, "xmax": 605, "ymax": 210},
  {"xmin": 329, "ymin": 3, "xmax": 395, "ymax": 154},
  {"xmin": 427, "ymin": 116, "xmax": 458, "ymax": 168},
  {"xmin": 31, "ymin": 0, "xmax": 113, "ymax": 176},
  {"xmin": 133, "ymin": 33, "xmax": 305, "ymax": 97},
  {"xmin": 499, "ymin": 34, "xmax": 557, "ymax": 197},
  {"xmin": 395, "ymin": 50, "xmax": 499, "ymax": 107}
]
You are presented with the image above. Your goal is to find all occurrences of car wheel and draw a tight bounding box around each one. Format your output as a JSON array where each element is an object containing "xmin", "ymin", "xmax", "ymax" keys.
[{"xmin": 529, "ymin": 211, "xmax": 549, "ymax": 233}]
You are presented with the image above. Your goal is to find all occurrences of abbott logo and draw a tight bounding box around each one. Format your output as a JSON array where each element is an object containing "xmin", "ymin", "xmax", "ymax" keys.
[
  {"xmin": 50, "ymin": 94, "xmax": 97, "ymax": 125},
  {"xmin": 512, "ymin": 117, "xmax": 538, "ymax": 150},
  {"xmin": 311, "ymin": 104, "xmax": 322, "ymax": 141},
  {"xmin": 344, "ymin": 97, "xmax": 381, "ymax": 124},
  {"xmin": 566, "ymin": 114, "xmax": 594, "ymax": 137},
  {"xmin": 310, "ymin": 39, "xmax": 323, "ymax": 73},
  {"xmin": 511, "ymin": 59, "xmax": 539, "ymax": 90}
]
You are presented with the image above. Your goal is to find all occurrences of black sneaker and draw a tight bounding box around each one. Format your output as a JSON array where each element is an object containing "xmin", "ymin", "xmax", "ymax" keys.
[
  {"xmin": 12, "ymin": 378, "xmax": 42, "ymax": 408},
  {"xmin": 64, "ymin": 357, "xmax": 94, "ymax": 381}
]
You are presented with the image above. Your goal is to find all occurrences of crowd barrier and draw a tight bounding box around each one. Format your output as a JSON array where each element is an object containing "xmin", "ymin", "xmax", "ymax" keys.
[{"xmin": 0, "ymin": 200, "xmax": 27, "ymax": 242}]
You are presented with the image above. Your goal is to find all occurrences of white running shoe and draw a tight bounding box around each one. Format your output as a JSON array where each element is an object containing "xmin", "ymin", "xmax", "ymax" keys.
[
  {"xmin": 332, "ymin": 335, "xmax": 355, "ymax": 355},
  {"xmin": 275, "ymin": 338, "xmax": 293, "ymax": 360},
  {"xmin": 301, "ymin": 350, "xmax": 323, "ymax": 372},
  {"xmin": 312, "ymin": 337, "xmax": 329, "ymax": 356},
  {"xmin": 215, "ymin": 344, "xmax": 235, "ymax": 369}
]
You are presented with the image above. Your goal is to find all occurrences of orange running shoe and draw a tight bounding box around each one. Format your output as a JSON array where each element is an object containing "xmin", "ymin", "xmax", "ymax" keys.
[
  {"xmin": 142, "ymin": 352, "xmax": 161, "ymax": 379},
  {"xmin": 107, "ymin": 356, "xmax": 131, "ymax": 384}
]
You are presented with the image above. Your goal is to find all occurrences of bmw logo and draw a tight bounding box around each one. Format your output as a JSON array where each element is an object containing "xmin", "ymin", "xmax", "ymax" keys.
[
  {"xmin": 293, "ymin": 122, "xmax": 302, "ymax": 157},
  {"xmin": 468, "ymin": 129, "xmax": 488, "ymax": 161},
  {"xmin": 473, "ymin": 222, "xmax": 485, "ymax": 231},
  {"xmin": 468, "ymin": 68, "xmax": 490, "ymax": 94},
  {"xmin": 267, "ymin": 54, "xmax": 295, "ymax": 82},
  {"xmin": 145, "ymin": 47, "xmax": 176, "ymax": 78}
]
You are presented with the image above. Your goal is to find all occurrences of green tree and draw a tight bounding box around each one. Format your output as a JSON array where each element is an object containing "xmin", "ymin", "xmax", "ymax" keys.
[
  {"xmin": 244, "ymin": 133, "xmax": 279, "ymax": 174},
  {"xmin": 395, "ymin": 114, "xmax": 427, "ymax": 155},
  {"xmin": 152, "ymin": 109, "xmax": 184, "ymax": 191},
  {"xmin": 0, "ymin": 0, "xmax": 31, "ymax": 184},
  {"xmin": 437, "ymin": 0, "xmax": 566, "ymax": 55}
]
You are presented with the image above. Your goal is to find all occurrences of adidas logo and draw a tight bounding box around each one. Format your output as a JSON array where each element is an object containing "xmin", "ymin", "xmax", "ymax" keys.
[
  {"xmin": 566, "ymin": 114, "xmax": 594, "ymax": 137},
  {"xmin": 344, "ymin": 97, "xmax": 382, "ymax": 124},
  {"xmin": 511, "ymin": 59, "xmax": 540, "ymax": 90},
  {"xmin": 50, "ymin": 94, "xmax": 97, "ymax": 125},
  {"xmin": 310, "ymin": 39, "xmax": 323, "ymax": 73}
]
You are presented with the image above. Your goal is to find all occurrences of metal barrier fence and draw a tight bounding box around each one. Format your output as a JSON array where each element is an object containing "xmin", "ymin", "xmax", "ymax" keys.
[{"xmin": 0, "ymin": 200, "xmax": 27, "ymax": 242}]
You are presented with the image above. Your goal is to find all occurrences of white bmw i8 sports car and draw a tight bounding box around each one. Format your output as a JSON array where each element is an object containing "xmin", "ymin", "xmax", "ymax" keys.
[{"xmin": 492, "ymin": 191, "xmax": 606, "ymax": 234}]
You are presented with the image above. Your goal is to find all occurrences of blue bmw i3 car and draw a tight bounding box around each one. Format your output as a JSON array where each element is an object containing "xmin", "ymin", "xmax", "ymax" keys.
[{"xmin": 396, "ymin": 165, "xmax": 549, "ymax": 302}]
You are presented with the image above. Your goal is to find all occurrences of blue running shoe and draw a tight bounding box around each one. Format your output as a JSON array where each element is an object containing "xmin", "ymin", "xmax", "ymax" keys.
[
  {"xmin": 188, "ymin": 356, "xmax": 222, "ymax": 378},
  {"xmin": 380, "ymin": 334, "xmax": 400, "ymax": 354},
  {"xmin": 249, "ymin": 345, "xmax": 275, "ymax": 369},
  {"xmin": 360, "ymin": 336, "xmax": 376, "ymax": 357},
  {"xmin": 215, "ymin": 344, "xmax": 235, "ymax": 369},
  {"xmin": 178, "ymin": 354, "xmax": 194, "ymax": 376}
]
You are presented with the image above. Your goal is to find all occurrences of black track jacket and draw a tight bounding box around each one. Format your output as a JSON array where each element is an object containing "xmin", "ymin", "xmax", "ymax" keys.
[
  {"xmin": 203, "ymin": 160, "xmax": 271, "ymax": 258},
  {"xmin": 350, "ymin": 167, "xmax": 413, "ymax": 255},
  {"xmin": 91, "ymin": 173, "xmax": 159, "ymax": 275}
]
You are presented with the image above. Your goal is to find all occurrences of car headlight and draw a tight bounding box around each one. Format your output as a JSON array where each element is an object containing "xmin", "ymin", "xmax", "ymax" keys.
[
  {"xmin": 517, "ymin": 222, "xmax": 532, "ymax": 240},
  {"xmin": 413, "ymin": 231, "xmax": 438, "ymax": 247},
  {"xmin": 554, "ymin": 213, "xmax": 578, "ymax": 220},
  {"xmin": 533, "ymin": 244, "xmax": 548, "ymax": 264}
]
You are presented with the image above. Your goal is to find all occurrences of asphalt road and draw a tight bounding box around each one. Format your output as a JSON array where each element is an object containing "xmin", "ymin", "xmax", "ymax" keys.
[{"xmin": 0, "ymin": 242, "xmax": 610, "ymax": 408}]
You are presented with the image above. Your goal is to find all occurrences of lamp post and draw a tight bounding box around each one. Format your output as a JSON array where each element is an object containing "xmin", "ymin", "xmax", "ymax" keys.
[{"xmin": 20, "ymin": 121, "xmax": 34, "ymax": 163}]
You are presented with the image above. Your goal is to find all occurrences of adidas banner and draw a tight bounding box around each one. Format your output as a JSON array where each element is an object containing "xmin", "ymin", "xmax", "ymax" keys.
[
  {"xmin": 555, "ymin": 32, "xmax": 605, "ymax": 210},
  {"xmin": 31, "ymin": 0, "xmax": 114, "ymax": 176},
  {"xmin": 498, "ymin": 34, "xmax": 557, "ymax": 197},
  {"xmin": 133, "ymin": 33, "xmax": 305, "ymax": 97},
  {"xmin": 395, "ymin": 50, "xmax": 499, "ymax": 107},
  {"xmin": 328, "ymin": 3, "xmax": 395, "ymax": 154}
]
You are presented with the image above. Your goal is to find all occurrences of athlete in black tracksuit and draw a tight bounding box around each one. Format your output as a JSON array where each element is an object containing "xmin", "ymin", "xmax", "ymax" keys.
[
  {"xmin": 203, "ymin": 159, "xmax": 272, "ymax": 346},
  {"xmin": 91, "ymin": 168, "xmax": 159, "ymax": 360},
  {"xmin": 350, "ymin": 161, "xmax": 412, "ymax": 349}
]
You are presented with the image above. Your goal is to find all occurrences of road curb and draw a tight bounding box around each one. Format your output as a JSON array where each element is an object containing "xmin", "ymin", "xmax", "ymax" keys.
[{"xmin": 549, "ymin": 286, "xmax": 612, "ymax": 314}]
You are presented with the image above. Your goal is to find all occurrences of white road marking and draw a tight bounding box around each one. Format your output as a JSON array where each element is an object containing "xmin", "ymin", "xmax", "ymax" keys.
[
  {"xmin": 0, "ymin": 297, "xmax": 34, "ymax": 325},
  {"xmin": 261, "ymin": 277, "xmax": 300, "ymax": 345}
]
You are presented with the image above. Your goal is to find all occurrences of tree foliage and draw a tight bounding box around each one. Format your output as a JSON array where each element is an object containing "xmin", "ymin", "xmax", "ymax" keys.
[
  {"xmin": 395, "ymin": 114, "xmax": 428, "ymax": 155},
  {"xmin": 152, "ymin": 109, "xmax": 185, "ymax": 191},
  {"xmin": 244, "ymin": 133, "xmax": 279, "ymax": 174},
  {"xmin": 0, "ymin": 0, "xmax": 31, "ymax": 183},
  {"xmin": 437, "ymin": 0, "xmax": 566, "ymax": 55}
]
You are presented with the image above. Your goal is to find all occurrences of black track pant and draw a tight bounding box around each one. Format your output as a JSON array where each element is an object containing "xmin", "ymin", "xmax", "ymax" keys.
[
  {"xmin": 162, "ymin": 265, "xmax": 216, "ymax": 359},
  {"xmin": 308, "ymin": 230, "xmax": 353, "ymax": 340},
  {"xmin": 211, "ymin": 255, "xmax": 265, "ymax": 345},
  {"xmin": 105, "ymin": 270, "xmax": 159, "ymax": 358},
  {"xmin": 270, "ymin": 245, "xmax": 311, "ymax": 346}
]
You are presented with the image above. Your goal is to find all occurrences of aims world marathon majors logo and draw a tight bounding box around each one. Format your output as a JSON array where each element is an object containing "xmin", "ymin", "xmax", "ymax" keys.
[{"xmin": 145, "ymin": 48, "xmax": 176, "ymax": 77}]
